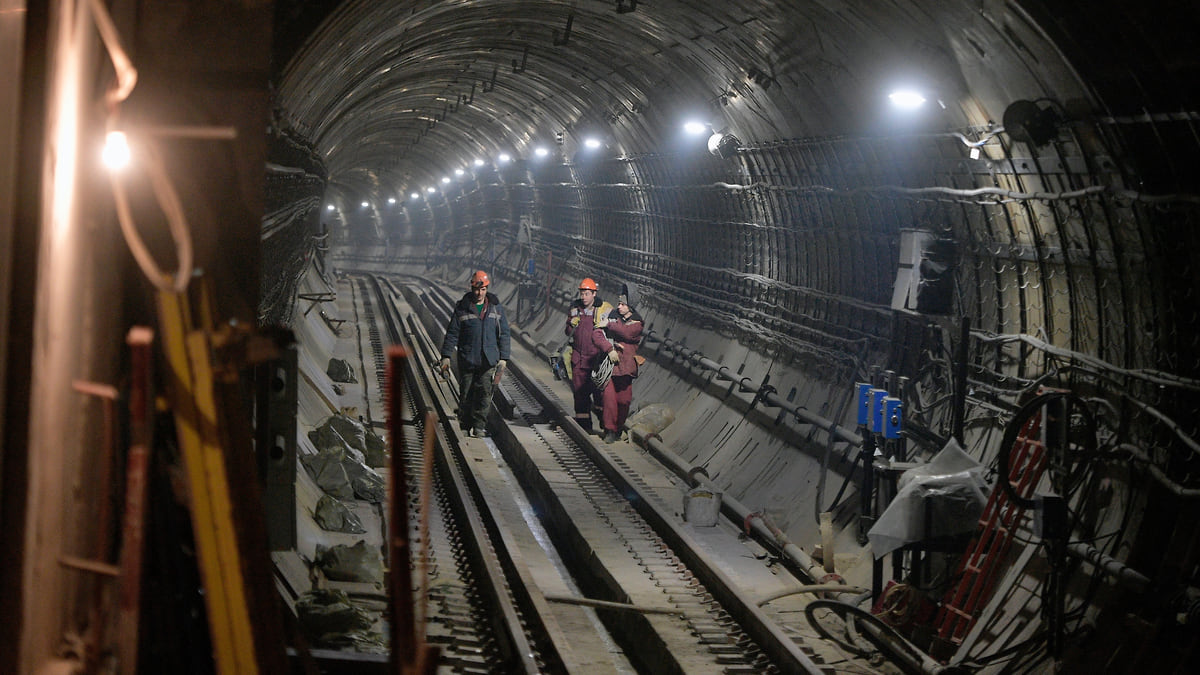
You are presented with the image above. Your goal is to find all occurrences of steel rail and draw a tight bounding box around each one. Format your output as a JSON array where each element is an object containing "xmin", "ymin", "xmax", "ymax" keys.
[{"xmin": 367, "ymin": 276, "xmax": 550, "ymax": 673}]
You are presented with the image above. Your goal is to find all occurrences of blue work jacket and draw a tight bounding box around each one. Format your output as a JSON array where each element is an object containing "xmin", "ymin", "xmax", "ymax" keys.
[{"xmin": 440, "ymin": 291, "xmax": 511, "ymax": 369}]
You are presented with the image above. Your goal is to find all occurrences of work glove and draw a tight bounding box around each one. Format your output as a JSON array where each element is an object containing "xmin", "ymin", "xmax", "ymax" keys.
[
  {"xmin": 497, "ymin": 359, "xmax": 507, "ymax": 370},
  {"xmin": 439, "ymin": 357, "xmax": 451, "ymax": 373},
  {"xmin": 594, "ymin": 316, "xmax": 609, "ymax": 329},
  {"xmin": 570, "ymin": 316, "xmax": 580, "ymax": 327},
  {"xmin": 607, "ymin": 350, "xmax": 620, "ymax": 364},
  {"xmin": 492, "ymin": 360, "xmax": 507, "ymax": 385}
]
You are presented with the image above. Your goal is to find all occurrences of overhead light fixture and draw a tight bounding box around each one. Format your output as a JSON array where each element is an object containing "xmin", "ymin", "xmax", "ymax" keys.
[
  {"xmin": 102, "ymin": 130, "xmax": 131, "ymax": 169},
  {"xmin": 889, "ymin": 89, "xmax": 927, "ymax": 109},
  {"xmin": 583, "ymin": 137, "xmax": 602, "ymax": 150},
  {"xmin": 388, "ymin": 197, "xmax": 396, "ymax": 204},
  {"xmin": 455, "ymin": 168, "xmax": 465, "ymax": 177},
  {"xmin": 410, "ymin": 192, "xmax": 419, "ymax": 199},
  {"xmin": 707, "ymin": 131, "xmax": 741, "ymax": 159},
  {"xmin": 1002, "ymin": 99, "xmax": 1060, "ymax": 147},
  {"xmin": 534, "ymin": 146, "xmax": 549, "ymax": 158},
  {"xmin": 683, "ymin": 120, "xmax": 709, "ymax": 135},
  {"xmin": 326, "ymin": 204, "xmax": 335, "ymax": 211},
  {"xmin": 473, "ymin": 158, "xmax": 485, "ymax": 167},
  {"xmin": 361, "ymin": 201, "xmax": 369, "ymax": 208},
  {"xmin": 426, "ymin": 186, "xmax": 436, "ymax": 194},
  {"xmin": 441, "ymin": 176, "xmax": 450, "ymax": 184},
  {"xmin": 498, "ymin": 153, "xmax": 511, "ymax": 164}
]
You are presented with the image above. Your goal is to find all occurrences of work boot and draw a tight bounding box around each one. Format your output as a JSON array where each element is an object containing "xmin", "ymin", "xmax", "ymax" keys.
[
  {"xmin": 472, "ymin": 427, "xmax": 488, "ymax": 438},
  {"xmin": 603, "ymin": 430, "xmax": 619, "ymax": 444}
]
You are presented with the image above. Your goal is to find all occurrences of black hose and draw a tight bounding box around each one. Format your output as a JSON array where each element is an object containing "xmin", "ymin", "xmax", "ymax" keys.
[{"xmin": 995, "ymin": 391, "xmax": 1097, "ymax": 509}]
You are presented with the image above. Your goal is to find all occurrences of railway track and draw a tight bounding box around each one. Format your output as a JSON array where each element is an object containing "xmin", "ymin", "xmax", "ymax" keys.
[{"xmin": 338, "ymin": 271, "xmax": 890, "ymax": 674}]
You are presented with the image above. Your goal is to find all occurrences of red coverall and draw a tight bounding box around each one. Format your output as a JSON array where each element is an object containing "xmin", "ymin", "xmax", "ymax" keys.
[
  {"xmin": 600, "ymin": 311, "xmax": 643, "ymax": 435},
  {"xmin": 566, "ymin": 298, "xmax": 613, "ymax": 431}
]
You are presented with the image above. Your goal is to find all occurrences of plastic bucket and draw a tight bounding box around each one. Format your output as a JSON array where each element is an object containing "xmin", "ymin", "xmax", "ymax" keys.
[{"xmin": 684, "ymin": 487, "xmax": 722, "ymax": 527}]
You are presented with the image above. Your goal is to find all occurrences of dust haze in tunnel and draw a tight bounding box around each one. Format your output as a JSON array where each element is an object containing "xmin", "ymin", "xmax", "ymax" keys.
[
  {"xmin": 269, "ymin": 0, "xmax": 1199, "ymax": 375},
  {"xmin": 264, "ymin": 2, "xmax": 1200, "ymax": 669},
  {"xmin": 260, "ymin": 0, "xmax": 1200, "ymax": 667}
]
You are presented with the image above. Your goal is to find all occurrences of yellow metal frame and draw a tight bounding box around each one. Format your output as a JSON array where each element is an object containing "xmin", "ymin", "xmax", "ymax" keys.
[{"xmin": 157, "ymin": 288, "xmax": 260, "ymax": 674}]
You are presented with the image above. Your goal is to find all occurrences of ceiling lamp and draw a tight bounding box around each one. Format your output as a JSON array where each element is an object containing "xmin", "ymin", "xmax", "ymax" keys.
[
  {"xmin": 1002, "ymin": 99, "xmax": 1060, "ymax": 147},
  {"xmin": 707, "ymin": 131, "xmax": 740, "ymax": 159},
  {"xmin": 102, "ymin": 130, "xmax": 131, "ymax": 169},
  {"xmin": 889, "ymin": 89, "xmax": 927, "ymax": 109}
]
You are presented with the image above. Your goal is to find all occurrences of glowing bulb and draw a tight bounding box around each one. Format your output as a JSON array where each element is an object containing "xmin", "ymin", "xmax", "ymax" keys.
[
  {"xmin": 473, "ymin": 158, "xmax": 485, "ymax": 167},
  {"xmin": 426, "ymin": 186, "xmax": 436, "ymax": 193},
  {"xmin": 441, "ymin": 176, "xmax": 450, "ymax": 184},
  {"xmin": 683, "ymin": 121, "xmax": 708, "ymax": 135},
  {"xmin": 388, "ymin": 197, "xmax": 396, "ymax": 204},
  {"xmin": 102, "ymin": 131, "xmax": 131, "ymax": 170},
  {"xmin": 584, "ymin": 138, "xmax": 602, "ymax": 149},
  {"xmin": 361, "ymin": 201, "xmax": 369, "ymax": 207},
  {"xmin": 498, "ymin": 153, "xmax": 511, "ymax": 163},
  {"xmin": 455, "ymin": 168, "xmax": 465, "ymax": 177},
  {"xmin": 410, "ymin": 192, "xmax": 419, "ymax": 199},
  {"xmin": 889, "ymin": 90, "xmax": 926, "ymax": 109},
  {"xmin": 326, "ymin": 204, "xmax": 335, "ymax": 211},
  {"xmin": 534, "ymin": 147, "xmax": 549, "ymax": 158}
]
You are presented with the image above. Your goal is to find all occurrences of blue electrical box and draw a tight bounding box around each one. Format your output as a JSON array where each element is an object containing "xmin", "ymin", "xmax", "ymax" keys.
[
  {"xmin": 883, "ymin": 397, "xmax": 903, "ymax": 439},
  {"xmin": 856, "ymin": 382, "xmax": 872, "ymax": 425},
  {"xmin": 868, "ymin": 388, "xmax": 888, "ymax": 433}
]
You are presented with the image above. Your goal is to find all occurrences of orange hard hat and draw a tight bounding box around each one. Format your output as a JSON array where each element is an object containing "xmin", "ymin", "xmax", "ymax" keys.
[
  {"xmin": 578, "ymin": 277, "xmax": 598, "ymax": 291},
  {"xmin": 470, "ymin": 270, "xmax": 490, "ymax": 288}
]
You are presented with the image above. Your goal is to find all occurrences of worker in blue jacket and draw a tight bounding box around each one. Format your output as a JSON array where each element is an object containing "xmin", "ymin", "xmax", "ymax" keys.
[{"xmin": 440, "ymin": 270, "xmax": 511, "ymax": 437}]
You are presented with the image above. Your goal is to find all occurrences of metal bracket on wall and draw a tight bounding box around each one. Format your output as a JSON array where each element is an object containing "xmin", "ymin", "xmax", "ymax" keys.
[
  {"xmin": 553, "ymin": 13, "xmax": 574, "ymax": 46},
  {"xmin": 512, "ymin": 45, "xmax": 528, "ymax": 73}
]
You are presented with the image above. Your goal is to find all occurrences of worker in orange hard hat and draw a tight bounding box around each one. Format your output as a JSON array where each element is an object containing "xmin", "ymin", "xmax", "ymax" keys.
[
  {"xmin": 565, "ymin": 277, "xmax": 613, "ymax": 434},
  {"xmin": 440, "ymin": 270, "xmax": 511, "ymax": 438}
]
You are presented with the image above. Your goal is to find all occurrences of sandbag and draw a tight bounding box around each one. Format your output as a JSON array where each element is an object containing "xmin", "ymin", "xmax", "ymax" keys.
[
  {"xmin": 626, "ymin": 403, "xmax": 675, "ymax": 437},
  {"xmin": 309, "ymin": 414, "xmax": 388, "ymax": 468},
  {"xmin": 315, "ymin": 540, "xmax": 383, "ymax": 584},
  {"xmin": 295, "ymin": 588, "xmax": 375, "ymax": 647},
  {"xmin": 326, "ymin": 358, "xmax": 358, "ymax": 383},
  {"xmin": 313, "ymin": 494, "xmax": 367, "ymax": 533}
]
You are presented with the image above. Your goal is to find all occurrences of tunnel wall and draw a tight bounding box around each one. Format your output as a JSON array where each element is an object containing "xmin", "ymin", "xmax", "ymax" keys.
[{"xmin": 296, "ymin": 112, "xmax": 1200, "ymax": 572}]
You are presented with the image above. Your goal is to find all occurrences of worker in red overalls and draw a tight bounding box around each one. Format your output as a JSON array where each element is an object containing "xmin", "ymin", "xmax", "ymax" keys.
[
  {"xmin": 565, "ymin": 277, "xmax": 613, "ymax": 434},
  {"xmin": 598, "ymin": 284, "xmax": 643, "ymax": 443}
]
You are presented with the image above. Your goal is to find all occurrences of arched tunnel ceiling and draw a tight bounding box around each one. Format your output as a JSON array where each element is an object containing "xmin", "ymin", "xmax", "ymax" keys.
[{"xmin": 274, "ymin": 0, "xmax": 1196, "ymax": 201}]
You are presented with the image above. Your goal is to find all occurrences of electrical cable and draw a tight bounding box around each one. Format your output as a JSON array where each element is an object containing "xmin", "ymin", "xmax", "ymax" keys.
[
  {"xmin": 90, "ymin": 0, "xmax": 194, "ymax": 294},
  {"xmin": 88, "ymin": 0, "xmax": 137, "ymax": 105},
  {"xmin": 109, "ymin": 141, "xmax": 194, "ymax": 293},
  {"xmin": 803, "ymin": 599, "xmax": 942, "ymax": 670},
  {"xmin": 995, "ymin": 391, "xmax": 1097, "ymax": 509}
]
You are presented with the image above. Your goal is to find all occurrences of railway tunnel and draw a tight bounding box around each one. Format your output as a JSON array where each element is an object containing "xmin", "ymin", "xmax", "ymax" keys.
[{"xmin": 2, "ymin": 1, "xmax": 1199, "ymax": 673}]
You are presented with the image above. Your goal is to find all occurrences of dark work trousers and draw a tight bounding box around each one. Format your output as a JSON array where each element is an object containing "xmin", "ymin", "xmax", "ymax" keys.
[
  {"xmin": 458, "ymin": 363, "xmax": 498, "ymax": 432},
  {"xmin": 571, "ymin": 365, "xmax": 602, "ymax": 432},
  {"xmin": 601, "ymin": 374, "xmax": 634, "ymax": 434}
]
